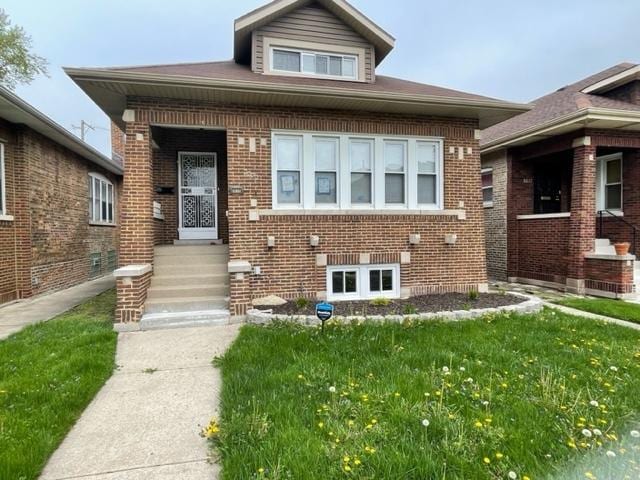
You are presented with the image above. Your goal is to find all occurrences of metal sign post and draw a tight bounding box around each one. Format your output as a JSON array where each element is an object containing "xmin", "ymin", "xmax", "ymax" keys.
[{"xmin": 315, "ymin": 302, "xmax": 334, "ymax": 333}]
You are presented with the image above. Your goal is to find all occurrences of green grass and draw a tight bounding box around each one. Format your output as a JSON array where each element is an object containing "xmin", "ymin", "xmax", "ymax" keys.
[
  {"xmin": 216, "ymin": 310, "xmax": 640, "ymax": 480},
  {"xmin": 0, "ymin": 289, "xmax": 117, "ymax": 480},
  {"xmin": 555, "ymin": 297, "xmax": 640, "ymax": 324}
]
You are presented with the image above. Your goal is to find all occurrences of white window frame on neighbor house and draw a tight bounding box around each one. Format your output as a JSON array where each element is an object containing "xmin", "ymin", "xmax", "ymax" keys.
[
  {"xmin": 596, "ymin": 153, "xmax": 623, "ymax": 214},
  {"xmin": 89, "ymin": 172, "xmax": 116, "ymax": 226},
  {"xmin": 269, "ymin": 47, "xmax": 358, "ymax": 81},
  {"xmin": 481, "ymin": 167, "xmax": 494, "ymax": 208},
  {"xmin": 0, "ymin": 142, "xmax": 9, "ymax": 221},
  {"xmin": 271, "ymin": 131, "xmax": 444, "ymax": 211},
  {"xmin": 326, "ymin": 263, "xmax": 400, "ymax": 301}
]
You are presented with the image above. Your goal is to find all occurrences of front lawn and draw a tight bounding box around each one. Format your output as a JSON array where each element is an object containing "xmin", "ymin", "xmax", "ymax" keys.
[
  {"xmin": 0, "ymin": 289, "xmax": 117, "ymax": 480},
  {"xmin": 217, "ymin": 310, "xmax": 640, "ymax": 479},
  {"xmin": 555, "ymin": 297, "xmax": 640, "ymax": 324}
]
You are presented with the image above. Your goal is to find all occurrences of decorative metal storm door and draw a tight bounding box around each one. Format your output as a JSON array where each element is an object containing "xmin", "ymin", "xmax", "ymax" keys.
[{"xmin": 178, "ymin": 152, "xmax": 217, "ymax": 240}]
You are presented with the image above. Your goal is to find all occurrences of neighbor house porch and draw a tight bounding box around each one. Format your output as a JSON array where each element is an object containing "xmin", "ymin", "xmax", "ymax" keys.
[{"xmin": 507, "ymin": 130, "xmax": 640, "ymax": 298}]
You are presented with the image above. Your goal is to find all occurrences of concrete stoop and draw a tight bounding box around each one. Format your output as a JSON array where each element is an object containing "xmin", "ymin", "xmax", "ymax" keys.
[{"xmin": 141, "ymin": 244, "xmax": 231, "ymax": 330}]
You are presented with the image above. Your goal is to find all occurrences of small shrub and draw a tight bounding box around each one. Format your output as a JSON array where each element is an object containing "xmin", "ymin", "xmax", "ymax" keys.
[
  {"xmin": 370, "ymin": 297, "xmax": 391, "ymax": 307},
  {"xmin": 403, "ymin": 304, "xmax": 418, "ymax": 315},
  {"xmin": 468, "ymin": 289, "xmax": 479, "ymax": 301},
  {"xmin": 294, "ymin": 297, "xmax": 310, "ymax": 310}
]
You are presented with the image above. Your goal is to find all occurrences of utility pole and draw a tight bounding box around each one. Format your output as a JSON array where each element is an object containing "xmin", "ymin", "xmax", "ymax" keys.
[{"xmin": 72, "ymin": 120, "xmax": 95, "ymax": 141}]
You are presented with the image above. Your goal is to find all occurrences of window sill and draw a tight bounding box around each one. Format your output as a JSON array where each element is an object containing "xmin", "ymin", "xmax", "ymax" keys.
[
  {"xmin": 90, "ymin": 222, "xmax": 117, "ymax": 228},
  {"xmin": 517, "ymin": 212, "xmax": 571, "ymax": 220},
  {"xmin": 262, "ymin": 209, "xmax": 466, "ymax": 220},
  {"xmin": 598, "ymin": 210, "xmax": 624, "ymax": 217},
  {"xmin": 483, "ymin": 202, "xmax": 494, "ymax": 209},
  {"xmin": 0, "ymin": 214, "xmax": 14, "ymax": 222}
]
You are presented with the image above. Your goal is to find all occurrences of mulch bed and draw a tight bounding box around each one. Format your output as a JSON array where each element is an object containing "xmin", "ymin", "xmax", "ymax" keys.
[{"xmin": 267, "ymin": 292, "xmax": 525, "ymax": 317}]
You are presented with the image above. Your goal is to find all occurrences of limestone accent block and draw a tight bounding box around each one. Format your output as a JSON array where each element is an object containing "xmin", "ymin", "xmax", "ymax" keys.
[
  {"xmin": 400, "ymin": 252, "xmax": 411, "ymax": 264},
  {"xmin": 316, "ymin": 254, "xmax": 327, "ymax": 267},
  {"xmin": 359, "ymin": 253, "xmax": 371, "ymax": 264}
]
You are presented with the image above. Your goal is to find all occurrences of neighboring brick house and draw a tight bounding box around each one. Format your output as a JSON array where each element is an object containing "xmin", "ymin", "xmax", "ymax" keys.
[
  {"xmin": 481, "ymin": 63, "xmax": 640, "ymax": 298},
  {"xmin": 0, "ymin": 86, "xmax": 122, "ymax": 305},
  {"xmin": 66, "ymin": 0, "xmax": 526, "ymax": 326}
]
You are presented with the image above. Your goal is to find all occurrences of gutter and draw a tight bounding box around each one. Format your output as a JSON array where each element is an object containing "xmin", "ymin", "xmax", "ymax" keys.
[
  {"xmin": 63, "ymin": 67, "xmax": 531, "ymax": 115},
  {"xmin": 481, "ymin": 107, "xmax": 640, "ymax": 153},
  {"xmin": 0, "ymin": 86, "xmax": 122, "ymax": 175}
]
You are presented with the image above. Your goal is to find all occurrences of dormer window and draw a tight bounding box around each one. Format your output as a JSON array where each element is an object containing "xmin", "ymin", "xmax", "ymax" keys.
[{"xmin": 270, "ymin": 47, "xmax": 358, "ymax": 80}]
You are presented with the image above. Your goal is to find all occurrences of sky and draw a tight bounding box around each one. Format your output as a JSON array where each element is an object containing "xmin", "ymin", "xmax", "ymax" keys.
[{"xmin": 4, "ymin": 0, "xmax": 640, "ymax": 156}]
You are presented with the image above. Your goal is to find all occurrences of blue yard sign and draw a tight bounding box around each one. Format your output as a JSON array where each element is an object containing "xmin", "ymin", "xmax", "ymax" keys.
[{"xmin": 315, "ymin": 302, "xmax": 334, "ymax": 331}]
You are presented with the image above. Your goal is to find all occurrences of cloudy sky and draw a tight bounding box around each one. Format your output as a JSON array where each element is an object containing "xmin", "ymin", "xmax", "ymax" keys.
[{"xmin": 5, "ymin": 0, "xmax": 640, "ymax": 155}]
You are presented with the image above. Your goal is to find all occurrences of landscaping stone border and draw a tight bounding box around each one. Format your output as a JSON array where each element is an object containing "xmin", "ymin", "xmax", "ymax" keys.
[{"xmin": 246, "ymin": 292, "xmax": 543, "ymax": 325}]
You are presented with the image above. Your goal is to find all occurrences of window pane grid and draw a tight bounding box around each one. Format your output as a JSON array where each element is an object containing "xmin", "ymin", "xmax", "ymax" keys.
[
  {"xmin": 604, "ymin": 158, "xmax": 622, "ymax": 210},
  {"xmin": 89, "ymin": 174, "xmax": 115, "ymax": 224},
  {"xmin": 271, "ymin": 48, "xmax": 357, "ymax": 79}
]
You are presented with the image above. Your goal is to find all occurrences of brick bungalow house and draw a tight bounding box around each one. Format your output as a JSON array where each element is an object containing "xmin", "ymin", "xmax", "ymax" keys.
[
  {"xmin": 0, "ymin": 86, "xmax": 122, "ymax": 305},
  {"xmin": 481, "ymin": 63, "xmax": 640, "ymax": 299},
  {"xmin": 66, "ymin": 0, "xmax": 527, "ymax": 327}
]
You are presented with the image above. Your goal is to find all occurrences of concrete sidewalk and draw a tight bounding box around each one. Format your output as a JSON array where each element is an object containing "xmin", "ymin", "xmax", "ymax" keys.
[
  {"xmin": 40, "ymin": 324, "xmax": 240, "ymax": 480},
  {"xmin": 0, "ymin": 275, "xmax": 115, "ymax": 340}
]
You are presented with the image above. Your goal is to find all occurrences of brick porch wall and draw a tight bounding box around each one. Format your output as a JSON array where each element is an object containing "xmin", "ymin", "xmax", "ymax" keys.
[
  {"xmin": 118, "ymin": 97, "xmax": 488, "ymax": 317},
  {"xmin": 515, "ymin": 217, "xmax": 570, "ymax": 285},
  {"xmin": 585, "ymin": 257, "xmax": 635, "ymax": 295}
]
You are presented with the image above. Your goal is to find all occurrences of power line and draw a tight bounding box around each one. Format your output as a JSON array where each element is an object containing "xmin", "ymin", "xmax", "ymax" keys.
[{"xmin": 72, "ymin": 120, "xmax": 108, "ymax": 142}]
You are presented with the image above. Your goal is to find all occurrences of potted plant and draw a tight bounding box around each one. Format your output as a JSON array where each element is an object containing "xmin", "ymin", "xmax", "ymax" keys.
[{"xmin": 614, "ymin": 242, "xmax": 630, "ymax": 256}]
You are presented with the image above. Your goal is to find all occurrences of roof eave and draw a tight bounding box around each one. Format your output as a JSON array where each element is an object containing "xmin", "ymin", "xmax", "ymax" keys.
[
  {"xmin": 64, "ymin": 68, "xmax": 529, "ymax": 127},
  {"xmin": 481, "ymin": 108, "xmax": 640, "ymax": 153},
  {"xmin": 0, "ymin": 86, "xmax": 122, "ymax": 175}
]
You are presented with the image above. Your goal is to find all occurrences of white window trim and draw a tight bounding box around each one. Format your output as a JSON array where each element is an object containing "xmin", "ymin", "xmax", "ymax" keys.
[
  {"xmin": 89, "ymin": 172, "xmax": 116, "ymax": 226},
  {"xmin": 596, "ymin": 153, "xmax": 623, "ymax": 214},
  {"xmin": 269, "ymin": 46, "xmax": 359, "ymax": 81},
  {"xmin": 326, "ymin": 263, "xmax": 400, "ymax": 301},
  {"xmin": 271, "ymin": 131, "xmax": 444, "ymax": 211},
  {"xmin": 481, "ymin": 167, "xmax": 494, "ymax": 208},
  {"xmin": 0, "ymin": 142, "xmax": 9, "ymax": 220}
]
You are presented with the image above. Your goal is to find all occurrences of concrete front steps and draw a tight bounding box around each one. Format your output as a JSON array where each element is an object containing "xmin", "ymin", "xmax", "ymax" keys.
[{"xmin": 140, "ymin": 244, "xmax": 230, "ymax": 330}]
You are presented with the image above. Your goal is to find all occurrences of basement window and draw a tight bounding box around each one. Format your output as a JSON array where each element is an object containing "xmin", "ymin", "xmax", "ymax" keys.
[
  {"xmin": 327, "ymin": 264, "xmax": 400, "ymax": 301},
  {"xmin": 89, "ymin": 173, "xmax": 115, "ymax": 225},
  {"xmin": 89, "ymin": 252, "xmax": 102, "ymax": 278}
]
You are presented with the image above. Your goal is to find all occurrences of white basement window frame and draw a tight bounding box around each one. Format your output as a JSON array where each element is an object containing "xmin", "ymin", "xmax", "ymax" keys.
[
  {"xmin": 327, "ymin": 264, "xmax": 400, "ymax": 301},
  {"xmin": 271, "ymin": 132, "xmax": 444, "ymax": 211},
  {"xmin": 481, "ymin": 167, "xmax": 494, "ymax": 208},
  {"xmin": 270, "ymin": 47, "xmax": 358, "ymax": 80},
  {"xmin": 89, "ymin": 173, "xmax": 116, "ymax": 225}
]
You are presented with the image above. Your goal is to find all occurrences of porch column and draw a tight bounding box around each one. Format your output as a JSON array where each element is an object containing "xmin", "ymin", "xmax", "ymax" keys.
[
  {"xmin": 114, "ymin": 116, "xmax": 154, "ymax": 324},
  {"xmin": 566, "ymin": 140, "xmax": 597, "ymax": 293}
]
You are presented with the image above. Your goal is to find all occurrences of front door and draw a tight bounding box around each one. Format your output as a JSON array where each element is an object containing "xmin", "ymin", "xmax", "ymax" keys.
[{"xmin": 178, "ymin": 152, "xmax": 218, "ymax": 240}]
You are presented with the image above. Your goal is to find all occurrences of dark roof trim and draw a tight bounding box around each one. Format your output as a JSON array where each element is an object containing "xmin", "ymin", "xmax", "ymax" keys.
[{"xmin": 0, "ymin": 86, "xmax": 122, "ymax": 175}]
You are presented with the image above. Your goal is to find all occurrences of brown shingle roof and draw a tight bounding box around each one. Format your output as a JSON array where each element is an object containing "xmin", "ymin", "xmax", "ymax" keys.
[
  {"xmin": 482, "ymin": 63, "xmax": 640, "ymax": 147},
  {"xmin": 98, "ymin": 60, "xmax": 508, "ymax": 104}
]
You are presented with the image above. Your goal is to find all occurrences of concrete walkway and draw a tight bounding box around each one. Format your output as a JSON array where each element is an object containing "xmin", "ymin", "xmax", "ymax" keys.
[
  {"xmin": 40, "ymin": 324, "xmax": 240, "ymax": 480},
  {"xmin": 0, "ymin": 275, "xmax": 115, "ymax": 340}
]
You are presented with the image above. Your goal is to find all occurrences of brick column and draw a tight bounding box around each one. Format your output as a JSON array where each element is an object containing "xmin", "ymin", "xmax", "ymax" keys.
[
  {"xmin": 566, "ymin": 141, "xmax": 597, "ymax": 293},
  {"xmin": 120, "ymin": 119, "xmax": 154, "ymax": 266},
  {"xmin": 114, "ymin": 116, "xmax": 154, "ymax": 323}
]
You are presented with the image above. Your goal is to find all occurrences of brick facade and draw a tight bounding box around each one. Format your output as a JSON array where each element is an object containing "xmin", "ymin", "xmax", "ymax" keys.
[
  {"xmin": 481, "ymin": 150, "xmax": 507, "ymax": 280},
  {"xmin": 117, "ymin": 97, "xmax": 488, "ymax": 318},
  {"xmin": 483, "ymin": 128, "xmax": 640, "ymax": 296},
  {"xmin": 0, "ymin": 120, "xmax": 121, "ymax": 305}
]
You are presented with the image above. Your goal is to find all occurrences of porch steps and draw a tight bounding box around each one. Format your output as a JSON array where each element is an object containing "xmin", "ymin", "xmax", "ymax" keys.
[{"xmin": 140, "ymin": 244, "xmax": 231, "ymax": 330}]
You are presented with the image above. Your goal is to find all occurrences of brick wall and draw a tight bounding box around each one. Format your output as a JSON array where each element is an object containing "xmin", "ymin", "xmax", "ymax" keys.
[
  {"xmin": 111, "ymin": 121, "xmax": 126, "ymax": 162},
  {"xmin": 0, "ymin": 119, "xmax": 121, "ymax": 304},
  {"xmin": 481, "ymin": 149, "xmax": 507, "ymax": 280},
  {"xmin": 585, "ymin": 257, "xmax": 635, "ymax": 295},
  {"xmin": 151, "ymin": 128, "xmax": 229, "ymax": 244},
  {"xmin": 0, "ymin": 119, "xmax": 20, "ymax": 303},
  {"xmin": 516, "ymin": 217, "xmax": 570, "ymax": 284},
  {"xmin": 121, "ymin": 97, "xmax": 488, "ymax": 316}
]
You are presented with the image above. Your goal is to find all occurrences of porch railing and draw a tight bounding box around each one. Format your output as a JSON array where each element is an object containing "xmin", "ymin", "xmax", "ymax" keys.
[{"xmin": 597, "ymin": 210, "xmax": 638, "ymax": 255}]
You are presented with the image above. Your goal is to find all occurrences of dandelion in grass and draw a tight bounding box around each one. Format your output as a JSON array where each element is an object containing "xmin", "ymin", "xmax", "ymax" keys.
[
  {"xmin": 610, "ymin": 366, "xmax": 618, "ymax": 372},
  {"xmin": 590, "ymin": 400, "xmax": 599, "ymax": 407},
  {"xmin": 593, "ymin": 428, "xmax": 602, "ymax": 436},
  {"xmin": 508, "ymin": 471, "xmax": 517, "ymax": 479},
  {"xmin": 606, "ymin": 450, "xmax": 616, "ymax": 458},
  {"xmin": 630, "ymin": 430, "xmax": 640, "ymax": 438},
  {"xmin": 329, "ymin": 386, "xmax": 336, "ymax": 393},
  {"xmin": 421, "ymin": 419, "xmax": 430, "ymax": 427},
  {"xmin": 582, "ymin": 429, "xmax": 593, "ymax": 438}
]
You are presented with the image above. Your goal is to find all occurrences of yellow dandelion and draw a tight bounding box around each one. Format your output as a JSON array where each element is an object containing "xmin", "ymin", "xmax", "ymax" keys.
[
  {"xmin": 483, "ymin": 457, "xmax": 491, "ymax": 464},
  {"xmin": 495, "ymin": 452, "xmax": 504, "ymax": 459}
]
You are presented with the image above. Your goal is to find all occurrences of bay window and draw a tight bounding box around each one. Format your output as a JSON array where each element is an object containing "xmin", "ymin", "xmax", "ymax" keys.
[
  {"xmin": 89, "ymin": 173, "xmax": 115, "ymax": 225},
  {"xmin": 384, "ymin": 141, "xmax": 406, "ymax": 205},
  {"xmin": 314, "ymin": 137, "xmax": 338, "ymax": 205},
  {"xmin": 272, "ymin": 132, "xmax": 443, "ymax": 210},
  {"xmin": 350, "ymin": 139, "xmax": 373, "ymax": 205},
  {"xmin": 275, "ymin": 135, "xmax": 302, "ymax": 205}
]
